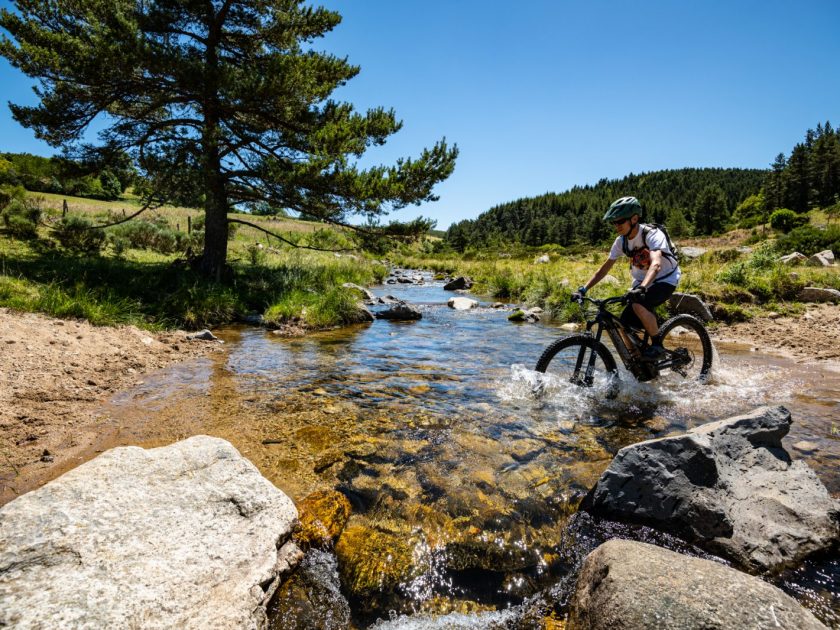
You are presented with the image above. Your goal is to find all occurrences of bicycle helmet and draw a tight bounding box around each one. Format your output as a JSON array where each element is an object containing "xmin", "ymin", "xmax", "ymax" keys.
[{"xmin": 603, "ymin": 196, "xmax": 642, "ymax": 221}]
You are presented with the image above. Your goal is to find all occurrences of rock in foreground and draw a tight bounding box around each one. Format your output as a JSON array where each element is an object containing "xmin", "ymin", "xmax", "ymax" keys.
[
  {"xmin": 0, "ymin": 436, "xmax": 300, "ymax": 629},
  {"xmin": 570, "ymin": 539, "xmax": 826, "ymax": 629},
  {"xmin": 581, "ymin": 406, "xmax": 840, "ymax": 572}
]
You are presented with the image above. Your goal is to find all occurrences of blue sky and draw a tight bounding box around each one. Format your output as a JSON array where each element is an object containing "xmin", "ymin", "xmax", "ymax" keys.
[{"xmin": 2, "ymin": 0, "xmax": 839, "ymax": 229}]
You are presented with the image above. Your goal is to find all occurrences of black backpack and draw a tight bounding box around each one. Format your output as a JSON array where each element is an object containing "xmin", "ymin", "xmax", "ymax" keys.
[{"xmin": 621, "ymin": 223, "xmax": 680, "ymax": 265}]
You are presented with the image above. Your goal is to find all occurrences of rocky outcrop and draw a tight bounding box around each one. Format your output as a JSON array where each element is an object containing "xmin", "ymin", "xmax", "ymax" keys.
[
  {"xmin": 569, "ymin": 539, "xmax": 826, "ymax": 629},
  {"xmin": 581, "ymin": 406, "xmax": 840, "ymax": 572},
  {"xmin": 799, "ymin": 286, "xmax": 840, "ymax": 303},
  {"xmin": 0, "ymin": 436, "xmax": 301, "ymax": 629},
  {"xmin": 444, "ymin": 276, "xmax": 473, "ymax": 290},
  {"xmin": 668, "ymin": 292, "xmax": 713, "ymax": 321},
  {"xmin": 448, "ymin": 297, "xmax": 478, "ymax": 310},
  {"xmin": 375, "ymin": 301, "xmax": 422, "ymax": 320}
]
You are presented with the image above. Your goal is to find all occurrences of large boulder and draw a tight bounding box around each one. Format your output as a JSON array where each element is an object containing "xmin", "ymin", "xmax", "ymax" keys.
[
  {"xmin": 808, "ymin": 249, "xmax": 836, "ymax": 267},
  {"xmin": 375, "ymin": 301, "xmax": 422, "ymax": 321},
  {"xmin": 341, "ymin": 282, "xmax": 376, "ymax": 302},
  {"xmin": 668, "ymin": 292, "xmax": 713, "ymax": 321},
  {"xmin": 679, "ymin": 246, "xmax": 708, "ymax": 260},
  {"xmin": 798, "ymin": 287, "xmax": 840, "ymax": 303},
  {"xmin": 569, "ymin": 539, "xmax": 826, "ymax": 629},
  {"xmin": 0, "ymin": 436, "xmax": 301, "ymax": 629},
  {"xmin": 581, "ymin": 406, "xmax": 840, "ymax": 572},
  {"xmin": 779, "ymin": 251, "xmax": 808, "ymax": 265}
]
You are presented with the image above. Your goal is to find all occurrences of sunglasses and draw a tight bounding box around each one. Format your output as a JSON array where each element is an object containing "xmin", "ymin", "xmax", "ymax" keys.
[{"xmin": 612, "ymin": 218, "xmax": 630, "ymax": 226}]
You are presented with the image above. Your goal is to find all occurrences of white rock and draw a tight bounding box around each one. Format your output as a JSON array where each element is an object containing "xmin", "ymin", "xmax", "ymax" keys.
[
  {"xmin": 0, "ymin": 436, "xmax": 300, "ymax": 629},
  {"xmin": 534, "ymin": 254, "xmax": 550, "ymax": 264},
  {"xmin": 447, "ymin": 297, "xmax": 479, "ymax": 310}
]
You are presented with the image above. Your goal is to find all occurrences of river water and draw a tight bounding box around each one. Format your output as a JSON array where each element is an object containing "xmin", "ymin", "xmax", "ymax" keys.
[{"xmin": 107, "ymin": 272, "xmax": 840, "ymax": 627}]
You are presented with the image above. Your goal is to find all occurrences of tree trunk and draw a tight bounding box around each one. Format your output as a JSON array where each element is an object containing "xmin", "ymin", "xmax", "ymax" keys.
[{"xmin": 200, "ymin": 160, "xmax": 229, "ymax": 282}]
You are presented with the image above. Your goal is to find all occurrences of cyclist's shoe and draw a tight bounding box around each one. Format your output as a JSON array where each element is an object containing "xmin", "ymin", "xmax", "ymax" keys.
[{"xmin": 641, "ymin": 343, "xmax": 666, "ymax": 362}]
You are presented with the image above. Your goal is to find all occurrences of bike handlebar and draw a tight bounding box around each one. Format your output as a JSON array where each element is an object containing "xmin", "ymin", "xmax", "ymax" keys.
[{"xmin": 572, "ymin": 294, "xmax": 628, "ymax": 308}]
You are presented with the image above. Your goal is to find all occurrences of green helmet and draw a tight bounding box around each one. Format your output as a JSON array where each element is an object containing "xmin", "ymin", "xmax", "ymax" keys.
[{"xmin": 603, "ymin": 196, "xmax": 642, "ymax": 221}]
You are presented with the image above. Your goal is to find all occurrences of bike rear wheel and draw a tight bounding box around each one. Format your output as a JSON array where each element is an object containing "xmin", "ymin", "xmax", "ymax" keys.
[
  {"xmin": 657, "ymin": 314, "xmax": 713, "ymax": 381},
  {"xmin": 535, "ymin": 335, "xmax": 619, "ymax": 397}
]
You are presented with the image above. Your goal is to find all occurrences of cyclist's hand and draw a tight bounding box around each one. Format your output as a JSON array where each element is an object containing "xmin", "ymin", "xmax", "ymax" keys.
[
  {"xmin": 571, "ymin": 286, "xmax": 587, "ymax": 302},
  {"xmin": 626, "ymin": 286, "xmax": 647, "ymax": 302}
]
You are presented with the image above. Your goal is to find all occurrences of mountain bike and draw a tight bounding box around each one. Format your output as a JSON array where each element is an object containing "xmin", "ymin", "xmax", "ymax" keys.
[{"xmin": 535, "ymin": 294, "xmax": 713, "ymax": 396}]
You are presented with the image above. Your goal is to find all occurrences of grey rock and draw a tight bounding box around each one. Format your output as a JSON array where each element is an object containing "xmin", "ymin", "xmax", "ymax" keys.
[
  {"xmin": 0, "ymin": 436, "xmax": 301, "ymax": 629},
  {"xmin": 447, "ymin": 297, "xmax": 478, "ymax": 310},
  {"xmin": 375, "ymin": 301, "xmax": 422, "ymax": 321},
  {"xmin": 240, "ymin": 312, "xmax": 265, "ymax": 325},
  {"xmin": 187, "ymin": 329, "xmax": 219, "ymax": 341},
  {"xmin": 534, "ymin": 254, "xmax": 550, "ymax": 264},
  {"xmin": 680, "ymin": 246, "xmax": 708, "ymax": 259},
  {"xmin": 808, "ymin": 249, "xmax": 836, "ymax": 267},
  {"xmin": 601, "ymin": 274, "xmax": 621, "ymax": 286},
  {"xmin": 349, "ymin": 304, "xmax": 375, "ymax": 323},
  {"xmin": 779, "ymin": 251, "xmax": 808, "ymax": 265},
  {"xmin": 443, "ymin": 276, "xmax": 473, "ymax": 291},
  {"xmin": 668, "ymin": 292, "xmax": 714, "ymax": 321},
  {"xmin": 396, "ymin": 276, "xmax": 414, "ymax": 283},
  {"xmin": 570, "ymin": 539, "xmax": 826, "ymax": 629},
  {"xmin": 582, "ymin": 406, "xmax": 840, "ymax": 572},
  {"xmin": 798, "ymin": 287, "xmax": 840, "ymax": 303}
]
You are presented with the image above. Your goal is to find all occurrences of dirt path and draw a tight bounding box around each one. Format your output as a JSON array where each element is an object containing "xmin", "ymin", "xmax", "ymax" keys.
[
  {"xmin": 0, "ymin": 309, "xmax": 224, "ymax": 505},
  {"xmin": 1, "ymin": 304, "xmax": 839, "ymax": 506},
  {"xmin": 709, "ymin": 303, "xmax": 840, "ymax": 364}
]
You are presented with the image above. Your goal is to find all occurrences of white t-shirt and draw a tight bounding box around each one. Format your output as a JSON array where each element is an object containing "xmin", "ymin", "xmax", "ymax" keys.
[{"xmin": 608, "ymin": 225, "xmax": 681, "ymax": 287}]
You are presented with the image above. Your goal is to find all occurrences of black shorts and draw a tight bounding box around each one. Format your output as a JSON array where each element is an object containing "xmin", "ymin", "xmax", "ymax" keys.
[{"xmin": 620, "ymin": 282, "xmax": 676, "ymax": 330}]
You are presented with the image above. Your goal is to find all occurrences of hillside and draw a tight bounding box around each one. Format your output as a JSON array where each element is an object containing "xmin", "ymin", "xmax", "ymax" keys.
[{"xmin": 446, "ymin": 167, "xmax": 767, "ymax": 250}]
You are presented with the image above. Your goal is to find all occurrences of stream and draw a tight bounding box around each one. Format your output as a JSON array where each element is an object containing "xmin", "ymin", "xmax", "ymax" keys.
[{"xmin": 105, "ymin": 271, "xmax": 840, "ymax": 628}]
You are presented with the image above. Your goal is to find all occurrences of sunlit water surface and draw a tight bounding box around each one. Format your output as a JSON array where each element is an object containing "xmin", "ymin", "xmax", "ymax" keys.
[{"xmin": 107, "ymin": 274, "xmax": 840, "ymax": 627}]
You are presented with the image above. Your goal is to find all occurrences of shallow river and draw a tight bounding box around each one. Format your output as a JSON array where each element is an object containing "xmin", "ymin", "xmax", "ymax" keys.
[{"xmin": 106, "ymin": 272, "xmax": 840, "ymax": 627}]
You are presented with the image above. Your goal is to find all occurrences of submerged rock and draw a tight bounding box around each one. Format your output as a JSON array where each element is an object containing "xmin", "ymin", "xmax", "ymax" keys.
[
  {"xmin": 0, "ymin": 436, "xmax": 301, "ymax": 629},
  {"xmin": 581, "ymin": 406, "xmax": 840, "ymax": 572},
  {"xmin": 569, "ymin": 539, "xmax": 826, "ymax": 629},
  {"xmin": 294, "ymin": 489, "xmax": 352, "ymax": 550}
]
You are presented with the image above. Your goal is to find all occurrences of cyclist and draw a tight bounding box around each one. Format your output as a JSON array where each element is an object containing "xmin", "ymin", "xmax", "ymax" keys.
[{"xmin": 572, "ymin": 196, "xmax": 680, "ymax": 360}]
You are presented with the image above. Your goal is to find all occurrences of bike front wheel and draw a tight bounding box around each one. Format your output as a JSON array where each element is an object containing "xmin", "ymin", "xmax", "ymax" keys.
[
  {"xmin": 658, "ymin": 314, "xmax": 714, "ymax": 381},
  {"xmin": 535, "ymin": 335, "xmax": 619, "ymax": 397}
]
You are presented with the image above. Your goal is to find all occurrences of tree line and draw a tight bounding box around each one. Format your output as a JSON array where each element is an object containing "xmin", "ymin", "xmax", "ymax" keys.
[{"xmin": 445, "ymin": 168, "xmax": 767, "ymax": 251}]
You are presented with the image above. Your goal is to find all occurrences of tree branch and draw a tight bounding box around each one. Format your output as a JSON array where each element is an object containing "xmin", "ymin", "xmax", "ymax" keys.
[{"xmin": 227, "ymin": 217, "xmax": 354, "ymax": 252}]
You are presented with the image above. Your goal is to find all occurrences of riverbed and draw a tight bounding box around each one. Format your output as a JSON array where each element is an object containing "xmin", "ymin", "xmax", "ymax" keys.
[{"xmin": 100, "ymin": 273, "xmax": 840, "ymax": 626}]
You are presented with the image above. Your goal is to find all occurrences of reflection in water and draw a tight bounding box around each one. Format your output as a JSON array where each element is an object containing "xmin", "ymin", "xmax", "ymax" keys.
[{"xmin": 107, "ymin": 276, "xmax": 840, "ymax": 626}]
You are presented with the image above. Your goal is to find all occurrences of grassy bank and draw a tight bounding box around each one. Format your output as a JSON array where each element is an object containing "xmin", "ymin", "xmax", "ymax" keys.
[{"xmin": 0, "ymin": 192, "xmax": 385, "ymax": 330}]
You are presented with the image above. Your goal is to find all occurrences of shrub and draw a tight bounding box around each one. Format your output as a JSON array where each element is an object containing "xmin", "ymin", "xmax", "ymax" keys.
[
  {"xmin": 769, "ymin": 209, "xmax": 808, "ymax": 233},
  {"xmin": 1, "ymin": 197, "xmax": 42, "ymax": 239},
  {"xmin": 53, "ymin": 215, "xmax": 107, "ymax": 253},
  {"xmin": 110, "ymin": 220, "xmax": 182, "ymax": 254},
  {"xmin": 774, "ymin": 225, "xmax": 840, "ymax": 257}
]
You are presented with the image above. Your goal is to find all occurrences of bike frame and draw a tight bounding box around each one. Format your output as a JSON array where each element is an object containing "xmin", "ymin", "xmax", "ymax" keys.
[{"xmin": 574, "ymin": 295, "xmax": 689, "ymax": 382}]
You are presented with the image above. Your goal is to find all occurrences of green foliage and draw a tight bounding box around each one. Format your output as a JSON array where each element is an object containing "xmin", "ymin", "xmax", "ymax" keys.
[
  {"xmin": 53, "ymin": 216, "xmax": 107, "ymax": 254},
  {"xmin": 773, "ymin": 225, "xmax": 840, "ymax": 257},
  {"xmin": 769, "ymin": 208, "xmax": 808, "ymax": 233},
  {"xmin": 1, "ymin": 197, "xmax": 42, "ymax": 239},
  {"xmin": 733, "ymin": 192, "xmax": 767, "ymax": 228},
  {"xmin": 109, "ymin": 220, "xmax": 184, "ymax": 254},
  {"xmin": 0, "ymin": 0, "xmax": 457, "ymax": 277},
  {"xmin": 445, "ymin": 168, "xmax": 764, "ymax": 250},
  {"xmin": 693, "ymin": 184, "xmax": 729, "ymax": 235}
]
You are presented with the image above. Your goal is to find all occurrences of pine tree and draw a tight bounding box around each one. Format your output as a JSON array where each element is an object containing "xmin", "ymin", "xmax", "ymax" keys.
[
  {"xmin": 0, "ymin": 0, "xmax": 457, "ymax": 278},
  {"xmin": 693, "ymin": 184, "xmax": 729, "ymax": 235}
]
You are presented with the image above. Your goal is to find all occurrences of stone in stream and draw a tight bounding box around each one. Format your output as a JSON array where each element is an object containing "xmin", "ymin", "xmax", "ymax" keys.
[
  {"xmin": 341, "ymin": 282, "xmax": 376, "ymax": 302},
  {"xmin": 447, "ymin": 296, "xmax": 479, "ymax": 310},
  {"xmin": 581, "ymin": 406, "xmax": 840, "ymax": 573},
  {"xmin": 293, "ymin": 489, "xmax": 352, "ymax": 550},
  {"xmin": 443, "ymin": 276, "xmax": 473, "ymax": 290},
  {"xmin": 569, "ymin": 539, "xmax": 827, "ymax": 629},
  {"xmin": 0, "ymin": 436, "xmax": 301, "ymax": 629},
  {"xmin": 374, "ymin": 301, "xmax": 422, "ymax": 321}
]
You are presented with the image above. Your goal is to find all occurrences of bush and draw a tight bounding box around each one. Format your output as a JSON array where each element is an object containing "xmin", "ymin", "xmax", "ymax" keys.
[
  {"xmin": 769, "ymin": 209, "xmax": 808, "ymax": 233},
  {"xmin": 110, "ymin": 219, "xmax": 183, "ymax": 254},
  {"xmin": 53, "ymin": 216, "xmax": 107, "ymax": 253},
  {"xmin": 774, "ymin": 225, "xmax": 840, "ymax": 257},
  {"xmin": 1, "ymin": 197, "xmax": 42, "ymax": 239}
]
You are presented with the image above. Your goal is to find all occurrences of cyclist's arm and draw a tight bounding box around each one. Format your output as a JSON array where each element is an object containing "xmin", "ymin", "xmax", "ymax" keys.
[
  {"xmin": 583, "ymin": 258, "xmax": 616, "ymax": 291},
  {"xmin": 639, "ymin": 249, "xmax": 662, "ymax": 288}
]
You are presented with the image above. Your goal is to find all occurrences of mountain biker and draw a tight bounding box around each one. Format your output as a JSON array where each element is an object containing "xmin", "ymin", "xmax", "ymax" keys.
[{"xmin": 572, "ymin": 196, "xmax": 681, "ymax": 360}]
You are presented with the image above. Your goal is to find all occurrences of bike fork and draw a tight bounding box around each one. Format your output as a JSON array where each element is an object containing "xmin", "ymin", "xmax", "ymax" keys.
[{"xmin": 573, "ymin": 333, "xmax": 600, "ymax": 387}]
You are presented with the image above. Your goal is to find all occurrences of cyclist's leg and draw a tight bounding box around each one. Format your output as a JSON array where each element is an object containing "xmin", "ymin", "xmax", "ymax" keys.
[{"xmin": 634, "ymin": 284, "xmax": 676, "ymax": 357}]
